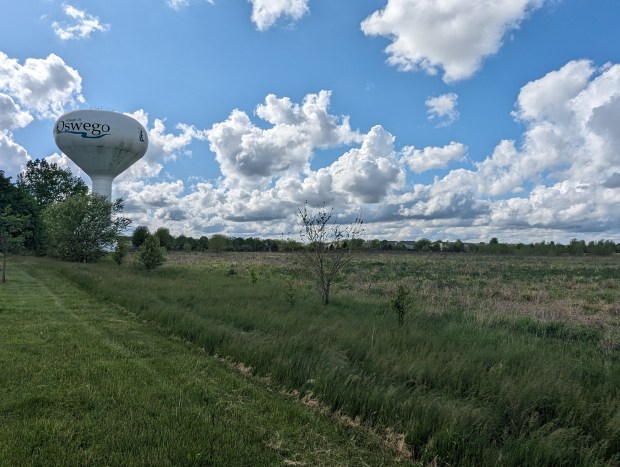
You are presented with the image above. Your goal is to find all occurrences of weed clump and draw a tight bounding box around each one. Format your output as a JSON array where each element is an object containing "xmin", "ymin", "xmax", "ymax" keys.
[{"xmin": 391, "ymin": 284, "xmax": 411, "ymax": 326}]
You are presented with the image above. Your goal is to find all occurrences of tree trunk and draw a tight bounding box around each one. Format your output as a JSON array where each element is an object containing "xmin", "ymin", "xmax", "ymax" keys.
[{"xmin": 322, "ymin": 281, "xmax": 330, "ymax": 305}]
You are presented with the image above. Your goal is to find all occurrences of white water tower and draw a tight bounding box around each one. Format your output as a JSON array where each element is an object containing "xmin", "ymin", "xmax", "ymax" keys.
[{"xmin": 53, "ymin": 109, "xmax": 148, "ymax": 200}]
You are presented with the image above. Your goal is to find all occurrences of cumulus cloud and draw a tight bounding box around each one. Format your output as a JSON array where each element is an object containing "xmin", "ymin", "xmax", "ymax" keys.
[
  {"xmin": 0, "ymin": 94, "xmax": 33, "ymax": 129},
  {"xmin": 361, "ymin": 0, "xmax": 545, "ymax": 82},
  {"xmin": 250, "ymin": 0, "xmax": 309, "ymax": 31},
  {"xmin": 0, "ymin": 52, "xmax": 83, "ymax": 118},
  {"xmin": 0, "ymin": 132, "xmax": 30, "ymax": 177},
  {"xmin": 110, "ymin": 61, "xmax": 620, "ymax": 242},
  {"xmin": 403, "ymin": 142, "xmax": 466, "ymax": 173},
  {"xmin": 426, "ymin": 93, "xmax": 459, "ymax": 127},
  {"xmin": 329, "ymin": 125, "xmax": 404, "ymax": 203},
  {"xmin": 207, "ymin": 91, "xmax": 361, "ymax": 187},
  {"xmin": 421, "ymin": 60, "xmax": 620, "ymax": 236},
  {"xmin": 118, "ymin": 109, "xmax": 209, "ymax": 182},
  {"xmin": 52, "ymin": 4, "xmax": 110, "ymax": 41},
  {"xmin": 399, "ymin": 169, "xmax": 487, "ymax": 220},
  {"xmin": 0, "ymin": 51, "xmax": 83, "ymax": 177}
]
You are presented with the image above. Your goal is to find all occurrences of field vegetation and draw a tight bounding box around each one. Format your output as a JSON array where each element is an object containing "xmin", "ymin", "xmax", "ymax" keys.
[
  {"xmin": 0, "ymin": 259, "xmax": 405, "ymax": 466},
  {"xmin": 6, "ymin": 251, "xmax": 617, "ymax": 466}
]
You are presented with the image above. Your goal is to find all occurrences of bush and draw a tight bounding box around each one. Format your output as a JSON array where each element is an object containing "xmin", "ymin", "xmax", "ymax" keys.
[
  {"xmin": 391, "ymin": 284, "xmax": 411, "ymax": 326},
  {"xmin": 112, "ymin": 239, "xmax": 128, "ymax": 265},
  {"xmin": 137, "ymin": 234, "xmax": 165, "ymax": 270}
]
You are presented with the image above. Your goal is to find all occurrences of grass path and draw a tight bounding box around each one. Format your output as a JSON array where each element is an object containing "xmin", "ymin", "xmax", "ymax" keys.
[{"xmin": 0, "ymin": 261, "xmax": 403, "ymax": 466}]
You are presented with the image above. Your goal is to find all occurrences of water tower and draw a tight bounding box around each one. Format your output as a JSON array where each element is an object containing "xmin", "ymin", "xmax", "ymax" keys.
[{"xmin": 53, "ymin": 110, "xmax": 148, "ymax": 200}]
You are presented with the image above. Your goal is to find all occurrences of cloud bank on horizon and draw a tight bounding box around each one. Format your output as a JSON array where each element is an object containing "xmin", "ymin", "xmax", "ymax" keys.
[{"xmin": 1, "ymin": 0, "xmax": 619, "ymax": 243}]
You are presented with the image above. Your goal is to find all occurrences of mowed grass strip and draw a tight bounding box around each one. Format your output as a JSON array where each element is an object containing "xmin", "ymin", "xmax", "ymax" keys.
[{"xmin": 0, "ymin": 260, "xmax": 404, "ymax": 466}]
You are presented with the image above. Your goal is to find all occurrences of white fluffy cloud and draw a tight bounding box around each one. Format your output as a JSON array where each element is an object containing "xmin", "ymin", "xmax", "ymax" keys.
[
  {"xmin": 0, "ymin": 94, "xmax": 33, "ymax": 130},
  {"xmin": 397, "ymin": 59, "xmax": 620, "ymax": 239},
  {"xmin": 361, "ymin": 0, "xmax": 545, "ymax": 82},
  {"xmin": 207, "ymin": 91, "xmax": 360, "ymax": 187},
  {"xmin": 93, "ymin": 60, "xmax": 620, "ymax": 242},
  {"xmin": 0, "ymin": 52, "xmax": 83, "ymax": 119},
  {"xmin": 0, "ymin": 132, "xmax": 30, "ymax": 177},
  {"xmin": 329, "ymin": 125, "xmax": 404, "ymax": 203},
  {"xmin": 250, "ymin": 0, "xmax": 309, "ymax": 31},
  {"xmin": 426, "ymin": 93, "xmax": 459, "ymax": 127},
  {"xmin": 52, "ymin": 4, "xmax": 110, "ymax": 41},
  {"xmin": 403, "ymin": 142, "xmax": 466, "ymax": 173},
  {"xmin": 399, "ymin": 169, "xmax": 487, "ymax": 220},
  {"xmin": 117, "ymin": 109, "xmax": 209, "ymax": 183},
  {"xmin": 0, "ymin": 51, "xmax": 83, "ymax": 177}
]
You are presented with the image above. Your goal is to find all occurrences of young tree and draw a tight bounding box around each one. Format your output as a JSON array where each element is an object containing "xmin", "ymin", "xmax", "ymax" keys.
[
  {"xmin": 131, "ymin": 225, "xmax": 150, "ymax": 249},
  {"xmin": 43, "ymin": 194, "xmax": 131, "ymax": 262},
  {"xmin": 296, "ymin": 203, "xmax": 363, "ymax": 305},
  {"xmin": 137, "ymin": 234, "xmax": 165, "ymax": 270},
  {"xmin": 17, "ymin": 159, "xmax": 88, "ymax": 208},
  {"xmin": 1, "ymin": 207, "xmax": 31, "ymax": 284},
  {"xmin": 112, "ymin": 239, "xmax": 128, "ymax": 265}
]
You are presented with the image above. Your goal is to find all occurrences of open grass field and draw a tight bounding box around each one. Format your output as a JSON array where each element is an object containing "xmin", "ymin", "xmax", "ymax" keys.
[
  {"xmin": 0, "ymin": 257, "xmax": 408, "ymax": 466},
  {"xmin": 2, "ymin": 251, "xmax": 619, "ymax": 466}
]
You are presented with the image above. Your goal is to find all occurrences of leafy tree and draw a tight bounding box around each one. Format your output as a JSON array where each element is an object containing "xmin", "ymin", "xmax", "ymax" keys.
[
  {"xmin": 112, "ymin": 239, "xmax": 128, "ymax": 265},
  {"xmin": 209, "ymin": 234, "xmax": 230, "ymax": 253},
  {"xmin": 197, "ymin": 236, "xmax": 209, "ymax": 251},
  {"xmin": 137, "ymin": 234, "xmax": 165, "ymax": 270},
  {"xmin": 296, "ymin": 203, "xmax": 363, "ymax": 305},
  {"xmin": 18, "ymin": 159, "xmax": 87, "ymax": 208},
  {"xmin": 350, "ymin": 238, "xmax": 365, "ymax": 249},
  {"xmin": 1, "ymin": 207, "xmax": 31, "ymax": 284},
  {"xmin": 452, "ymin": 239, "xmax": 465, "ymax": 253},
  {"xmin": 131, "ymin": 225, "xmax": 150, "ymax": 249},
  {"xmin": 43, "ymin": 194, "xmax": 131, "ymax": 262},
  {"xmin": 1, "ymin": 170, "xmax": 43, "ymax": 253},
  {"xmin": 174, "ymin": 234, "xmax": 195, "ymax": 251},
  {"xmin": 154, "ymin": 227, "xmax": 174, "ymax": 251}
]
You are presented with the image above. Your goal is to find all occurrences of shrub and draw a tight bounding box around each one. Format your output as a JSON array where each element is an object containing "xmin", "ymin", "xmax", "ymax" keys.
[
  {"xmin": 112, "ymin": 239, "xmax": 128, "ymax": 265},
  {"xmin": 137, "ymin": 234, "xmax": 165, "ymax": 270},
  {"xmin": 391, "ymin": 284, "xmax": 411, "ymax": 326}
]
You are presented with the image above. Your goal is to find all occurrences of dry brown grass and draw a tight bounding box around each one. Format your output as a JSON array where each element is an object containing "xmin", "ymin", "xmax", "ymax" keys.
[{"xmin": 155, "ymin": 251, "xmax": 620, "ymax": 329}]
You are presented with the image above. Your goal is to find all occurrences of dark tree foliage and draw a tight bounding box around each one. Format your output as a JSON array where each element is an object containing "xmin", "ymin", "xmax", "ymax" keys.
[
  {"xmin": 197, "ymin": 236, "xmax": 209, "ymax": 251},
  {"xmin": 1, "ymin": 206, "xmax": 31, "ymax": 283},
  {"xmin": 154, "ymin": 227, "xmax": 174, "ymax": 251},
  {"xmin": 131, "ymin": 225, "xmax": 150, "ymax": 249},
  {"xmin": 18, "ymin": 159, "xmax": 88, "ymax": 208},
  {"xmin": 43, "ymin": 194, "xmax": 131, "ymax": 263},
  {"xmin": 209, "ymin": 234, "xmax": 230, "ymax": 253},
  {"xmin": 0, "ymin": 170, "xmax": 42, "ymax": 253}
]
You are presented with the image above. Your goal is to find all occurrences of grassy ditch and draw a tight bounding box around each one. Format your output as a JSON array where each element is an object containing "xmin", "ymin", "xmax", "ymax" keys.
[
  {"xmin": 0, "ymin": 259, "xmax": 405, "ymax": 466},
  {"xmin": 18, "ymin": 253, "xmax": 620, "ymax": 466}
]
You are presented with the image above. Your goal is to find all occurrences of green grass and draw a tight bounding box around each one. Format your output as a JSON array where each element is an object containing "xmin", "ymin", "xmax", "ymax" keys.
[
  {"xmin": 5, "ymin": 252, "xmax": 620, "ymax": 466},
  {"xmin": 0, "ymin": 258, "xmax": 406, "ymax": 466}
]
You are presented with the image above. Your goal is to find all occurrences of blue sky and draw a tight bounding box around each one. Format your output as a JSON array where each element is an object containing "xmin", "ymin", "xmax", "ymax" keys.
[{"xmin": 2, "ymin": 0, "xmax": 620, "ymax": 243}]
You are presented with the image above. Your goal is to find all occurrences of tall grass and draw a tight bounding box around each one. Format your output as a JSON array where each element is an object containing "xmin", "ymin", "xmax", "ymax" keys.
[
  {"xmin": 1, "ymin": 259, "xmax": 405, "ymax": 466},
  {"xmin": 32, "ymin": 252, "xmax": 620, "ymax": 466}
]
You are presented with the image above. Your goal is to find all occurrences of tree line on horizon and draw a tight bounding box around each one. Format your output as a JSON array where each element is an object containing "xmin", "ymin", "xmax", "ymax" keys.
[
  {"xmin": 2, "ymin": 159, "xmax": 618, "ymax": 276},
  {"xmin": 128, "ymin": 227, "xmax": 619, "ymax": 257}
]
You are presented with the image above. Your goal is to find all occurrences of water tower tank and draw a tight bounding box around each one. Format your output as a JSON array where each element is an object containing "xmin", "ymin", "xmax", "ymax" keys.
[{"xmin": 53, "ymin": 110, "xmax": 148, "ymax": 200}]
